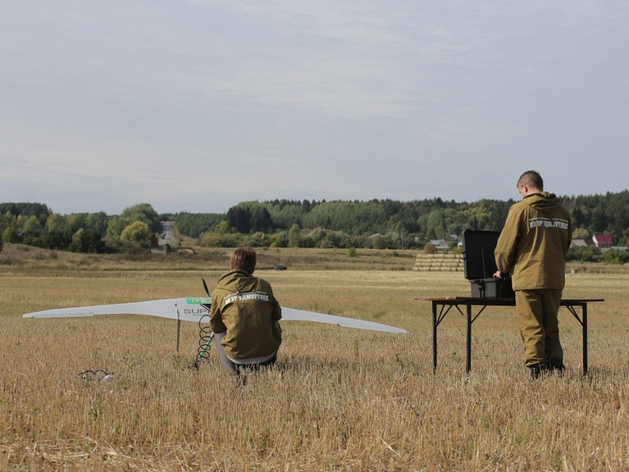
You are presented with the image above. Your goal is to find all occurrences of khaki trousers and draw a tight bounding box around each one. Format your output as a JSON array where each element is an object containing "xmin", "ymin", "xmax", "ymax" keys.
[
  {"xmin": 516, "ymin": 289, "xmax": 564, "ymax": 366},
  {"xmin": 213, "ymin": 331, "xmax": 277, "ymax": 374}
]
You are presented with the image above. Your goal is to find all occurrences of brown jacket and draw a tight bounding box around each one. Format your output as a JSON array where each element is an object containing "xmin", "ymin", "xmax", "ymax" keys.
[
  {"xmin": 210, "ymin": 270, "xmax": 282, "ymax": 360},
  {"xmin": 495, "ymin": 192, "xmax": 571, "ymax": 290}
]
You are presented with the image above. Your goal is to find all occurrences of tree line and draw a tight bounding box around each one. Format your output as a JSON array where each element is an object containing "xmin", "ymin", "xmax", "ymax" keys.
[
  {"xmin": 0, "ymin": 203, "xmax": 161, "ymax": 254},
  {"xmin": 1, "ymin": 191, "xmax": 628, "ymax": 258},
  {"xmin": 175, "ymin": 192, "xmax": 629, "ymax": 250}
]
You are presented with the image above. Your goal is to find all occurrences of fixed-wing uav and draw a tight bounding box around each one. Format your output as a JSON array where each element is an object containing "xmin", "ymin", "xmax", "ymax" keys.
[
  {"xmin": 23, "ymin": 282, "xmax": 407, "ymax": 365},
  {"xmin": 22, "ymin": 296, "xmax": 406, "ymax": 332}
]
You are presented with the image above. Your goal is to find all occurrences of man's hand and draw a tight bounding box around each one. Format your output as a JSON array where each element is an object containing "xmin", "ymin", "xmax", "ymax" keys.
[{"xmin": 493, "ymin": 271, "xmax": 509, "ymax": 278}]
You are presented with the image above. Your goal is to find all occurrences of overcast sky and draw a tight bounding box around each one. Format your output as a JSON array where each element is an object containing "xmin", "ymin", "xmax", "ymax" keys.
[{"xmin": 1, "ymin": 1, "xmax": 627, "ymax": 215}]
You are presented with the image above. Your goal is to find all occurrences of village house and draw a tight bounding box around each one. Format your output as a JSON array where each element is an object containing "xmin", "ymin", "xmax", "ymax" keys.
[
  {"xmin": 592, "ymin": 234, "xmax": 614, "ymax": 249},
  {"xmin": 570, "ymin": 238, "xmax": 591, "ymax": 248}
]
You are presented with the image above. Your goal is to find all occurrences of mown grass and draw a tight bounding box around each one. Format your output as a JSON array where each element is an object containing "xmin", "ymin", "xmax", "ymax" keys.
[{"xmin": 1, "ymin": 247, "xmax": 628, "ymax": 471}]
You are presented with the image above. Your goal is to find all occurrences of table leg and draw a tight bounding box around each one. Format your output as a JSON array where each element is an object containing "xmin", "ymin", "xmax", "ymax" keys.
[
  {"xmin": 432, "ymin": 302, "xmax": 438, "ymax": 372},
  {"xmin": 583, "ymin": 304, "xmax": 588, "ymax": 375},
  {"xmin": 466, "ymin": 303, "xmax": 472, "ymax": 373}
]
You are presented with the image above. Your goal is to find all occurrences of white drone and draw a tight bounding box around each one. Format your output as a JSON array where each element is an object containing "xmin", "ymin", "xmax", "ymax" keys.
[{"xmin": 23, "ymin": 280, "xmax": 407, "ymax": 365}]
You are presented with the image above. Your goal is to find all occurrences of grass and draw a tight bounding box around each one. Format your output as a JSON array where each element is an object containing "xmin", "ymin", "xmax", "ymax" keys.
[
  {"xmin": 1, "ymin": 246, "xmax": 628, "ymax": 470},
  {"xmin": 0, "ymin": 244, "xmax": 419, "ymax": 274}
]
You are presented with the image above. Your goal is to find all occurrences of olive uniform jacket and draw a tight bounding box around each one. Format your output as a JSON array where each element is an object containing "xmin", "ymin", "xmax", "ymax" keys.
[
  {"xmin": 210, "ymin": 270, "xmax": 282, "ymax": 361},
  {"xmin": 495, "ymin": 192, "xmax": 572, "ymax": 291}
]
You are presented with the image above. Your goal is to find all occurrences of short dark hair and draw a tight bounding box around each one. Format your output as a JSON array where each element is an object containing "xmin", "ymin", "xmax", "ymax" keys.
[
  {"xmin": 518, "ymin": 170, "xmax": 544, "ymax": 191},
  {"xmin": 230, "ymin": 246, "xmax": 257, "ymax": 275}
]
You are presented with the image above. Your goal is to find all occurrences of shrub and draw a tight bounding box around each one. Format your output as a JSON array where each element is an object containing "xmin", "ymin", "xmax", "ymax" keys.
[
  {"xmin": 602, "ymin": 249, "xmax": 629, "ymax": 265},
  {"xmin": 567, "ymin": 246, "xmax": 600, "ymax": 263},
  {"xmin": 120, "ymin": 221, "xmax": 153, "ymax": 248},
  {"xmin": 199, "ymin": 232, "xmax": 243, "ymax": 247}
]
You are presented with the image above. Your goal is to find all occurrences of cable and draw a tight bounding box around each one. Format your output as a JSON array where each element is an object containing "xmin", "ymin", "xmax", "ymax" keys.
[
  {"xmin": 76, "ymin": 369, "xmax": 114, "ymax": 381},
  {"xmin": 189, "ymin": 278, "xmax": 215, "ymax": 369},
  {"xmin": 195, "ymin": 313, "xmax": 214, "ymax": 367}
]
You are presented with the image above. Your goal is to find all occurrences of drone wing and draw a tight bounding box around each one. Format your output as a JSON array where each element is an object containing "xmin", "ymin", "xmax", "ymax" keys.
[
  {"xmin": 23, "ymin": 297, "xmax": 406, "ymax": 333},
  {"xmin": 22, "ymin": 298, "xmax": 209, "ymax": 322},
  {"xmin": 282, "ymin": 307, "xmax": 406, "ymax": 333}
]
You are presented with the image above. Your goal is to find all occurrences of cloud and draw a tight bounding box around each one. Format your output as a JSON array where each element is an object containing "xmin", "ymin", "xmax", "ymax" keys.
[{"xmin": 1, "ymin": 1, "xmax": 628, "ymax": 214}]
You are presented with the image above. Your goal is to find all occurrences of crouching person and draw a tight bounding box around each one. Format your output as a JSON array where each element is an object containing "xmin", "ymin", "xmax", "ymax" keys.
[{"xmin": 210, "ymin": 246, "xmax": 282, "ymax": 376}]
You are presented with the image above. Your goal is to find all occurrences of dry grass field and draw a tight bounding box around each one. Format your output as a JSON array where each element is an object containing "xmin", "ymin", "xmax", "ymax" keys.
[{"xmin": 1, "ymin": 245, "xmax": 629, "ymax": 471}]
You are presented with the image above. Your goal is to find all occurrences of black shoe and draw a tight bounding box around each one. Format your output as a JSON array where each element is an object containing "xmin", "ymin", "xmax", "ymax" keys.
[
  {"xmin": 528, "ymin": 362, "xmax": 549, "ymax": 379},
  {"xmin": 549, "ymin": 358, "xmax": 565, "ymax": 375}
]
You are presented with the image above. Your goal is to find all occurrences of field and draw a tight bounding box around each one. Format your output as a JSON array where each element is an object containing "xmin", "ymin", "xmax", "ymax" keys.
[{"xmin": 1, "ymin": 245, "xmax": 629, "ymax": 471}]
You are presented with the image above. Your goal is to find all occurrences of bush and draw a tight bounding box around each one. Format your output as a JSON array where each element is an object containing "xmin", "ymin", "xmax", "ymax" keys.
[
  {"xmin": 371, "ymin": 236, "xmax": 390, "ymax": 250},
  {"xmin": 567, "ymin": 246, "xmax": 600, "ymax": 263},
  {"xmin": 269, "ymin": 232, "xmax": 288, "ymax": 248},
  {"xmin": 120, "ymin": 221, "xmax": 153, "ymax": 248},
  {"xmin": 424, "ymin": 243, "xmax": 437, "ymax": 254},
  {"xmin": 243, "ymin": 232, "xmax": 270, "ymax": 247},
  {"xmin": 69, "ymin": 228, "xmax": 106, "ymax": 253},
  {"xmin": 199, "ymin": 232, "xmax": 243, "ymax": 247},
  {"xmin": 602, "ymin": 249, "xmax": 629, "ymax": 265}
]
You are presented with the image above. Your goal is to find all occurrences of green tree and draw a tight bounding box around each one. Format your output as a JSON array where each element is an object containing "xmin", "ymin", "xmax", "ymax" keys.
[
  {"xmin": 288, "ymin": 224, "xmax": 301, "ymax": 248},
  {"xmin": 321, "ymin": 231, "xmax": 342, "ymax": 248},
  {"xmin": 215, "ymin": 220, "xmax": 231, "ymax": 235},
  {"xmin": 121, "ymin": 204, "xmax": 161, "ymax": 232},
  {"xmin": 23, "ymin": 215, "xmax": 44, "ymax": 246},
  {"xmin": 250, "ymin": 206, "xmax": 273, "ymax": 233},
  {"xmin": 86, "ymin": 212, "xmax": 109, "ymax": 236},
  {"xmin": 65, "ymin": 213, "xmax": 88, "ymax": 233},
  {"xmin": 44, "ymin": 214, "xmax": 72, "ymax": 249},
  {"xmin": 227, "ymin": 207, "xmax": 251, "ymax": 233},
  {"xmin": 107, "ymin": 216, "xmax": 131, "ymax": 241},
  {"xmin": 0, "ymin": 202, "xmax": 51, "ymax": 222},
  {"xmin": 2, "ymin": 214, "xmax": 21, "ymax": 243},
  {"xmin": 175, "ymin": 212, "xmax": 225, "ymax": 237},
  {"xmin": 70, "ymin": 228, "xmax": 105, "ymax": 253},
  {"xmin": 120, "ymin": 221, "xmax": 153, "ymax": 248},
  {"xmin": 269, "ymin": 231, "xmax": 288, "ymax": 248}
]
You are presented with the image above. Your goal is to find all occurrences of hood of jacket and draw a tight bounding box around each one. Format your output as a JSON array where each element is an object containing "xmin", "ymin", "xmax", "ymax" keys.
[
  {"xmin": 524, "ymin": 191, "xmax": 562, "ymax": 215},
  {"xmin": 216, "ymin": 270, "xmax": 260, "ymax": 294}
]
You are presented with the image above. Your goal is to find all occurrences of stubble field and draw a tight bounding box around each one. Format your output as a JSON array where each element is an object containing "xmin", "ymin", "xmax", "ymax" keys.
[{"xmin": 1, "ymin": 245, "xmax": 628, "ymax": 471}]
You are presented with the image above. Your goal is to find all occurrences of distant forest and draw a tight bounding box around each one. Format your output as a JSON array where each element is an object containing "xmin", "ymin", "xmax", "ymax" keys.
[
  {"xmin": 1, "ymin": 192, "xmax": 629, "ymax": 262},
  {"xmin": 174, "ymin": 192, "xmax": 629, "ymax": 249}
]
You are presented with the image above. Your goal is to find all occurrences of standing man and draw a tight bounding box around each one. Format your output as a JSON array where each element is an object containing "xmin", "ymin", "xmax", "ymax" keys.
[
  {"xmin": 494, "ymin": 170, "xmax": 572, "ymax": 378},
  {"xmin": 210, "ymin": 246, "xmax": 282, "ymax": 376}
]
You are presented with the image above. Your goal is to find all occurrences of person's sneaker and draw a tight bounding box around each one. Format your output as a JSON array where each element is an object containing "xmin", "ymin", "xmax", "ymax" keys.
[{"xmin": 528, "ymin": 362, "xmax": 549, "ymax": 379}]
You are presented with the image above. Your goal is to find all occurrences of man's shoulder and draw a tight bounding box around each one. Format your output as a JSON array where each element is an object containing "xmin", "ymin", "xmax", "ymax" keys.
[
  {"xmin": 507, "ymin": 200, "xmax": 530, "ymax": 217},
  {"xmin": 253, "ymin": 276, "xmax": 273, "ymax": 290},
  {"xmin": 557, "ymin": 202, "xmax": 570, "ymax": 216}
]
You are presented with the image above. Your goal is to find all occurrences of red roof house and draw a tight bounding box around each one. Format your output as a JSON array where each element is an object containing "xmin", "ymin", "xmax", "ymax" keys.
[{"xmin": 592, "ymin": 234, "xmax": 613, "ymax": 248}]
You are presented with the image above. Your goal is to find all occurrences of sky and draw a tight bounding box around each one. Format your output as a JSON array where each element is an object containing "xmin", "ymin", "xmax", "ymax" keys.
[{"xmin": 1, "ymin": 1, "xmax": 628, "ymax": 215}]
